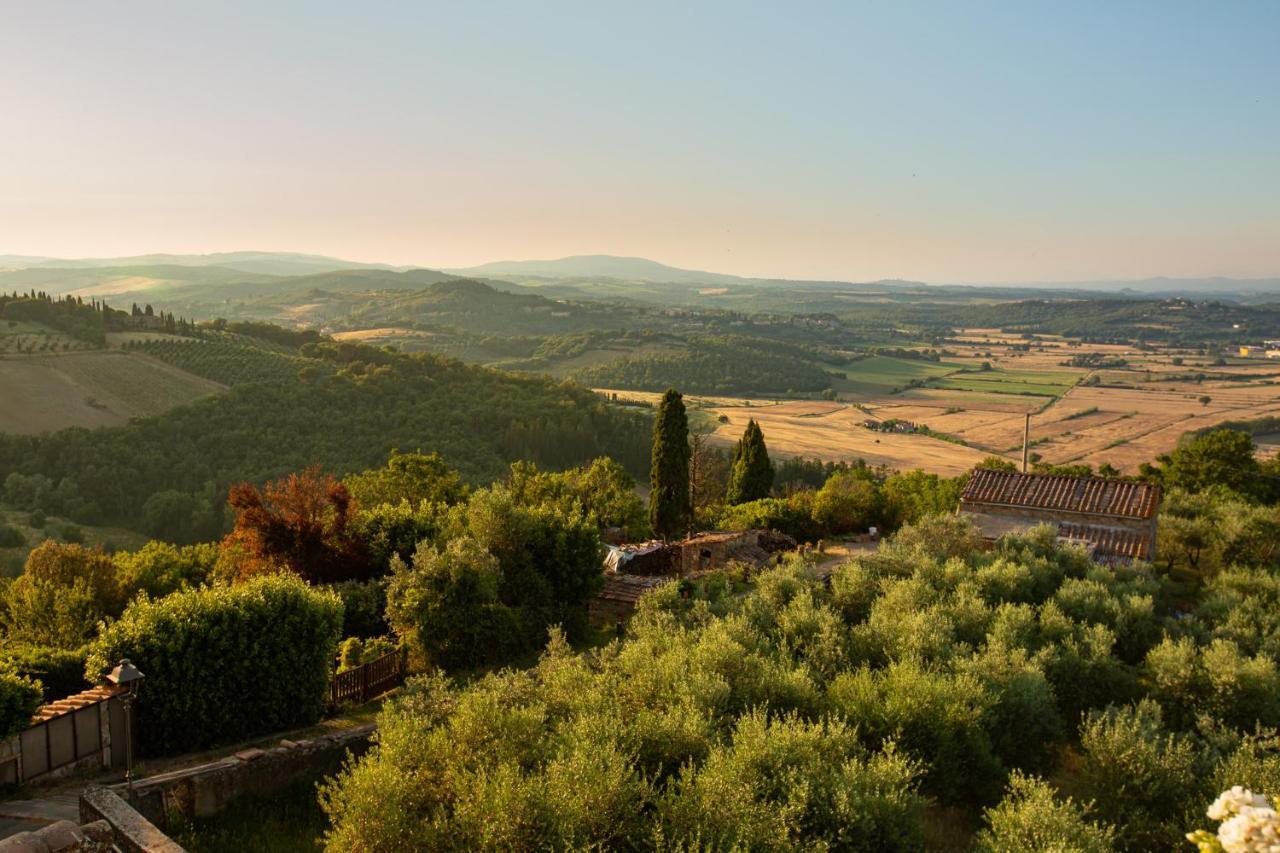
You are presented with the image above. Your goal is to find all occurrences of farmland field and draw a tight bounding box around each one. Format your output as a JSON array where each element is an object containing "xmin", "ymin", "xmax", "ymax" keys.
[
  {"xmin": 598, "ymin": 330, "xmax": 1280, "ymax": 476},
  {"xmin": 0, "ymin": 319, "xmax": 97, "ymax": 354},
  {"xmin": 925, "ymin": 367, "xmax": 1080, "ymax": 398},
  {"xmin": 830, "ymin": 355, "xmax": 963, "ymax": 395},
  {"xmin": 0, "ymin": 350, "xmax": 225, "ymax": 434}
]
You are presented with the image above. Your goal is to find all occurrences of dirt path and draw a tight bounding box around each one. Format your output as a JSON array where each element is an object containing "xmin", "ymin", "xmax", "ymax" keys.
[{"xmin": 0, "ymin": 792, "xmax": 80, "ymax": 839}]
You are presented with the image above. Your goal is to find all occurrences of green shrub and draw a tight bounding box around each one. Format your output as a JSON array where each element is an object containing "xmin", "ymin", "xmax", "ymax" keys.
[
  {"xmin": 717, "ymin": 495, "xmax": 823, "ymax": 542},
  {"xmin": 86, "ymin": 573, "xmax": 343, "ymax": 755},
  {"xmin": 828, "ymin": 659, "xmax": 1004, "ymax": 805},
  {"xmin": 974, "ymin": 772, "xmax": 1115, "ymax": 852},
  {"xmin": 0, "ymin": 669, "xmax": 41, "ymax": 739},
  {"xmin": 0, "ymin": 524, "xmax": 25, "ymax": 548},
  {"xmin": 1077, "ymin": 700, "xmax": 1209, "ymax": 851},
  {"xmin": 0, "ymin": 575, "xmax": 102, "ymax": 648},
  {"xmin": 387, "ymin": 538, "xmax": 522, "ymax": 671},
  {"xmin": 660, "ymin": 711, "xmax": 925, "ymax": 850},
  {"xmin": 338, "ymin": 637, "xmax": 364, "ymax": 672},
  {"xmin": 0, "ymin": 644, "xmax": 89, "ymax": 701},
  {"xmin": 336, "ymin": 637, "xmax": 396, "ymax": 672},
  {"xmin": 112, "ymin": 541, "xmax": 218, "ymax": 600},
  {"xmin": 1143, "ymin": 636, "xmax": 1280, "ymax": 732},
  {"xmin": 329, "ymin": 579, "xmax": 388, "ymax": 639}
]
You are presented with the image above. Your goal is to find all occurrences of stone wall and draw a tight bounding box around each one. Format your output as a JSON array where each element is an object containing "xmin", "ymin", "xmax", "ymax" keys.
[
  {"xmin": 126, "ymin": 724, "xmax": 375, "ymax": 826},
  {"xmin": 79, "ymin": 786, "xmax": 180, "ymax": 853}
]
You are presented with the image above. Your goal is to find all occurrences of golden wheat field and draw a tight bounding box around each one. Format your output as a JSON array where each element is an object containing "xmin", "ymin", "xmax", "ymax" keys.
[{"xmin": 598, "ymin": 330, "xmax": 1280, "ymax": 476}]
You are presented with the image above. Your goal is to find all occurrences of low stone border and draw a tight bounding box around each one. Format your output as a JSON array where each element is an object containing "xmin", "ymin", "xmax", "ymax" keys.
[
  {"xmin": 0, "ymin": 816, "xmax": 115, "ymax": 853},
  {"xmin": 79, "ymin": 787, "xmax": 180, "ymax": 853},
  {"xmin": 124, "ymin": 724, "xmax": 374, "ymax": 825}
]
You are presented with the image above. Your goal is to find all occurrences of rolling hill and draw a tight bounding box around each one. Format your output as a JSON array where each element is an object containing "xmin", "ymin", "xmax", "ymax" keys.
[
  {"xmin": 0, "ymin": 250, "xmax": 399, "ymax": 276},
  {"xmin": 447, "ymin": 254, "xmax": 748, "ymax": 286},
  {"xmin": 0, "ymin": 336, "xmax": 651, "ymax": 541},
  {"xmin": 0, "ymin": 348, "xmax": 226, "ymax": 434}
]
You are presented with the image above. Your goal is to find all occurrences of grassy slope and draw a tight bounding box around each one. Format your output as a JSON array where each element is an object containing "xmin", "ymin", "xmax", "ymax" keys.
[
  {"xmin": 0, "ymin": 348, "xmax": 226, "ymax": 434},
  {"xmin": 0, "ymin": 504, "xmax": 148, "ymax": 577}
]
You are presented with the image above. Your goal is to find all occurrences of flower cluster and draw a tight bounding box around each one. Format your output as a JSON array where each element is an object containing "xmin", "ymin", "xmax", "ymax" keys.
[{"xmin": 1189, "ymin": 787, "xmax": 1280, "ymax": 853}]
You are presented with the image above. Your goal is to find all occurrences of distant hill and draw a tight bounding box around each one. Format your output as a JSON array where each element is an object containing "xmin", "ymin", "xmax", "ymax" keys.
[
  {"xmin": 0, "ymin": 265, "xmax": 462, "ymax": 304},
  {"xmin": 0, "ymin": 251, "xmax": 400, "ymax": 277},
  {"xmin": 0, "ymin": 264, "xmax": 273, "ymax": 297},
  {"xmin": 1009, "ymin": 276, "xmax": 1280, "ymax": 295},
  {"xmin": 447, "ymin": 255, "xmax": 749, "ymax": 286}
]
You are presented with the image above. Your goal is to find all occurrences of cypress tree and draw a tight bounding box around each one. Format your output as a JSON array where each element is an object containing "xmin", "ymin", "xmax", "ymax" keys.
[
  {"xmin": 725, "ymin": 419, "xmax": 773, "ymax": 504},
  {"xmin": 649, "ymin": 388, "xmax": 691, "ymax": 540}
]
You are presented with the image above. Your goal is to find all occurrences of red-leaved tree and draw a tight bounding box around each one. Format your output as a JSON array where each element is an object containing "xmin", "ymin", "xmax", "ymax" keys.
[{"xmin": 223, "ymin": 467, "xmax": 371, "ymax": 584}]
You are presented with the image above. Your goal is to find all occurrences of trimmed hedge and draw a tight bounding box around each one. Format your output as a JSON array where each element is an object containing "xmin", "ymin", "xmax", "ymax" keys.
[
  {"xmin": 86, "ymin": 573, "xmax": 343, "ymax": 756},
  {"xmin": 0, "ymin": 644, "xmax": 89, "ymax": 701},
  {"xmin": 0, "ymin": 670, "xmax": 41, "ymax": 739}
]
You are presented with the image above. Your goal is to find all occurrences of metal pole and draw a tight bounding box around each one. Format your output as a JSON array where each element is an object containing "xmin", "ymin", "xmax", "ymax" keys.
[
  {"xmin": 1022, "ymin": 413, "xmax": 1031, "ymax": 473},
  {"xmin": 123, "ymin": 696, "xmax": 134, "ymax": 793}
]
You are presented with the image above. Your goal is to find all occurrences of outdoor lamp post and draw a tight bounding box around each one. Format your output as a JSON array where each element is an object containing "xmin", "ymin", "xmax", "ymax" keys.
[{"xmin": 104, "ymin": 659, "xmax": 144, "ymax": 792}]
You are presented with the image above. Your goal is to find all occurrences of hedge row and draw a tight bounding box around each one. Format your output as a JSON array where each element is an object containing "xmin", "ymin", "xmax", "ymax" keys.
[
  {"xmin": 86, "ymin": 573, "xmax": 343, "ymax": 755},
  {"xmin": 0, "ymin": 644, "xmax": 89, "ymax": 702}
]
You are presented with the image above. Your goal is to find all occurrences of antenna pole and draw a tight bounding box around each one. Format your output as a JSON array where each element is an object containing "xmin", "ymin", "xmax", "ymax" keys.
[{"xmin": 1022, "ymin": 413, "xmax": 1031, "ymax": 473}]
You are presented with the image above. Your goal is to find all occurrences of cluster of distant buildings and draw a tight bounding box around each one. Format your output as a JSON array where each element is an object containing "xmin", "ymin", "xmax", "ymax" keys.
[{"xmin": 861, "ymin": 418, "xmax": 921, "ymax": 434}]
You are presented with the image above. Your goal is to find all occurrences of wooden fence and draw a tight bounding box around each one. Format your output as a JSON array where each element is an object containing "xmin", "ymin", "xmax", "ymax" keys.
[{"xmin": 330, "ymin": 650, "xmax": 405, "ymax": 707}]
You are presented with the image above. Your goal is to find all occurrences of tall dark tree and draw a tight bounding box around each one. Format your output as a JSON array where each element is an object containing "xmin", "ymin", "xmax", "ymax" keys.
[
  {"xmin": 725, "ymin": 419, "xmax": 774, "ymax": 504},
  {"xmin": 649, "ymin": 388, "xmax": 691, "ymax": 539}
]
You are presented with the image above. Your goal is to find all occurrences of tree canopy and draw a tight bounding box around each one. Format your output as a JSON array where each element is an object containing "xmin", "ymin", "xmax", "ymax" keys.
[
  {"xmin": 725, "ymin": 418, "xmax": 774, "ymax": 505},
  {"xmin": 648, "ymin": 389, "xmax": 691, "ymax": 540}
]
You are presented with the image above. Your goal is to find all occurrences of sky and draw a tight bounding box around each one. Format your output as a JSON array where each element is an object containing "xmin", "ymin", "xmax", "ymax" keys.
[{"xmin": 1, "ymin": 1, "xmax": 1277, "ymax": 283}]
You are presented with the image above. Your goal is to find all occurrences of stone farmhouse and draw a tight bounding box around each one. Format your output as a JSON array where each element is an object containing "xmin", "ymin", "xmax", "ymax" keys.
[{"xmin": 958, "ymin": 468, "xmax": 1161, "ymax": 564}]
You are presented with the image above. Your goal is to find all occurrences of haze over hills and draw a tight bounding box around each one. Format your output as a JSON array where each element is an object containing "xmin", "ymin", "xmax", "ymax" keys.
[
  {"xmin": 446, "ymin": 255, "xmax": 750, "ymax": 286},
  {"xmin": 0, "ymin": 251, "xmax": 400, "ymax": 277},
  {"xmin": 3, "ymin": 250, "xmax": 1279, "ymax": 299}
]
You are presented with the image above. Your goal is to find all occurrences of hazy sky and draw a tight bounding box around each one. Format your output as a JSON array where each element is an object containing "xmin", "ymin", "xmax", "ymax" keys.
[{"xmin": 2, "ymin": 2, "xmax": 1277, "ymax": 282}]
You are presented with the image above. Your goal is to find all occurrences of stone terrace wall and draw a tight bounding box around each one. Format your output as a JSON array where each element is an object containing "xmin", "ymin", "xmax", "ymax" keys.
[{"xmin": 126, "ymin": 724, "xmax": 375, "ymax": 826}]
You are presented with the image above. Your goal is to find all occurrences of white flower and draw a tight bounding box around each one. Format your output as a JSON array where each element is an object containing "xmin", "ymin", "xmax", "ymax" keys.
[
  {"xmin": 1217, "ymin": 804, "xmax": 1280, "ymax": 853},
  {"xmin": 1210, "ymin": 787, "xmax": 1271, "ymax": 821}
]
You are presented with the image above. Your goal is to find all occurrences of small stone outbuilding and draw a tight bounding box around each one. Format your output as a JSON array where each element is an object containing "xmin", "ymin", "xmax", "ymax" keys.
[{"xmin": 958, "ymin": 468, "xmax": 1161, "ymax": 564}]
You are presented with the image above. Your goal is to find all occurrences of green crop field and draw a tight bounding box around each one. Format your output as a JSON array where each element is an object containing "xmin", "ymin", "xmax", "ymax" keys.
[
  {"xmin": 830, "ymin": 355, "xmax": 964, "ymax": 395},
  {"xmin": 926, "ymin": 367, "xmax": 1080, "ymax": 398}
]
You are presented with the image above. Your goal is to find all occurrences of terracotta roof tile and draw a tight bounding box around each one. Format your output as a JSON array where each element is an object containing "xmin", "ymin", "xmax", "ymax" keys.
[
  {"xmin": 31, "ymin": 686, "xmax": 115, "ymax": 724},
  {"xmin": 1057, "ymin": 522, "xmax": 1154, "ymax": 561},
  {"xmin": 961, "ymin": 469, "xmax": 1161, "ymax": 519},
  {"xmin": 598, "ymin": 573, "xmax": 671, "ymax": 604}
]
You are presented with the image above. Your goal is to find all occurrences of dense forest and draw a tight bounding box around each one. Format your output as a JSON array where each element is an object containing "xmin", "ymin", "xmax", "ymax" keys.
[
  {"xmin": 835, "ymin": 298, "xmax": 1280, "ymax": 345},
  {"xmin": 0, "ymin": 340, "xmax": 650, "ymax": 541},
  {"xmin": 573, "ymin": 336, "xmax": 840, "ymax": 394}
]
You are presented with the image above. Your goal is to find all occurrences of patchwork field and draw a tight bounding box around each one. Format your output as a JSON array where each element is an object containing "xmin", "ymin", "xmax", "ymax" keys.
[
  {"xmin": 710, "ymin": 400, "xmax": 992, "ymax": 475},
  {"xmin": 830, "ymin": 355, "xmax": 964, "ymax": 396},
  {"xmin": 599, "ymin": 330, "xmax": 1280, "ymax": 475},
  {"xmin": 0, "ymin": 350, "xmax": 225, "ymax": 434}
]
